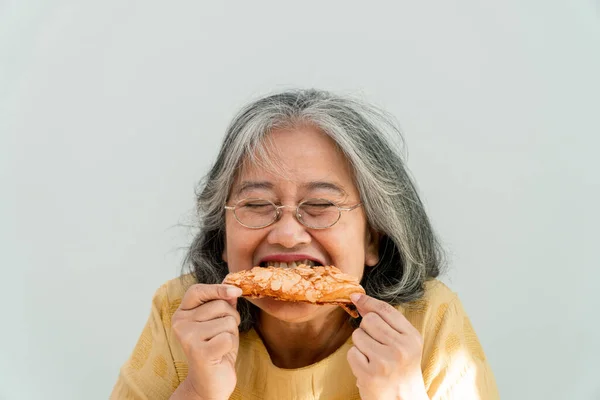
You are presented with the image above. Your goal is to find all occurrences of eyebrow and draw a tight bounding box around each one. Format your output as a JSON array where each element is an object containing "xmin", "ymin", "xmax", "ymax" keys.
[
  {"xmin": 303, "ymin": 181, "xmax": 347, "ymax": 196},
  {"xmin": 233, "ymin": 180, "xmax": 347, "ymax": 197},
  {"xmin": 234, "ymin": 181, "xmax": 274, "ymax": 197}
]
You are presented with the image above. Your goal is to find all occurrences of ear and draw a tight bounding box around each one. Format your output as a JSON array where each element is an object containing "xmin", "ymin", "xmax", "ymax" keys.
[{"xmin": 364, "ymin": 227, "xmax": 380, "ymax": 267}]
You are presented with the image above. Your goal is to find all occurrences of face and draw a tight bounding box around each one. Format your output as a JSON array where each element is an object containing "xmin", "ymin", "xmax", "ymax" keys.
[{"xmin": 223, "ymin": 125, "xmax": 379, "ymax": 322}]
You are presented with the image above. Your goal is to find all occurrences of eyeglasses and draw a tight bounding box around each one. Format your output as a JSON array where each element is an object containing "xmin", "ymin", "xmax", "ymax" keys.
[{"xmin": 224, "ymin": 198, "xmax": 362, "ymax": 229}]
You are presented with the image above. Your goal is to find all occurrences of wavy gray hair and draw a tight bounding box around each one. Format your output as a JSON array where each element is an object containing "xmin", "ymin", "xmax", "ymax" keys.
[{"xmin": 183, "ymin": 89, "xmax": 445, "ymax": 331}]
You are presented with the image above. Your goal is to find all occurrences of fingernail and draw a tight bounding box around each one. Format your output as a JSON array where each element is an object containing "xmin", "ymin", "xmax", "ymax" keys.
[
  {"xmin": 226, "ymin": 287, "xmax": 243, "ymax": 297},
  {"xmin": 350, "ymin": 293, "xmax": 362, "ymax": 303}
]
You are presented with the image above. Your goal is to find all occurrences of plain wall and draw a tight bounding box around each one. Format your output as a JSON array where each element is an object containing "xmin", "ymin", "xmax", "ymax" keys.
[{"xmin": 1, "ymin": 1, "xmax": 599, "ymax": 399}]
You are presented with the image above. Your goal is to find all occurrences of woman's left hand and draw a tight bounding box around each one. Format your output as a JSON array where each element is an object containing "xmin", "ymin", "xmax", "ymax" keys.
[{"xmin": 347, "ymin": 293, "xmax": 429, "ymax": 400}]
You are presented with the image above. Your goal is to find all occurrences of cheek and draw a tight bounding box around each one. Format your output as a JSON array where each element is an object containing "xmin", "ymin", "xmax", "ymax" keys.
[
  {"xmin": 223, "ymin": 219, "xmax": 264, "ymax": 272},
  {"xmin": 319, "ymin": 225, "xmax": 368, "ymax": 276}
]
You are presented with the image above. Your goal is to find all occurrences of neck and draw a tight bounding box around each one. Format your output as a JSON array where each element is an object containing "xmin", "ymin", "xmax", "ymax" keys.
[{"xmin": 255, "ymin": 308, "xmax": 354, "ymax": 369}]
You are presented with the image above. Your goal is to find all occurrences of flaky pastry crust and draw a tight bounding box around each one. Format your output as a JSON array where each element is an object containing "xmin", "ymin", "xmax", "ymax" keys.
[{"xmin": 223, "ymin": 265, "xmax": 365, "ymax": 318}]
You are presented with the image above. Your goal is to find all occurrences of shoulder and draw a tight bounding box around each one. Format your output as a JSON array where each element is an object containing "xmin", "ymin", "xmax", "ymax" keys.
[
  {"xmin": 400, "ymin": 281, "xmax": 500, "ymax": 398},
  {"xmin": 111, "ymin": 275, "xmax": 197, "ymax": 396},
  {"xmin": 398, "ymin": 279, "xmax": 464, "ymax": 336},
  {"xmin": 400, "ymin": 279, "xmax": 459, "ymax": 315},
  {"xmin": 159, "ymin": 273, "xmax": 197, "ymax": 304},
  {"xmin": 149, "ymin": 274, "xmax": 197, "ymax": 323},
  {"xmin": 149, "ymin": 275, "xmax": 197, "ymax": 365},
  {"xmin": 420, "ymin": 279, "xmax": 458, "ymax": 306}
]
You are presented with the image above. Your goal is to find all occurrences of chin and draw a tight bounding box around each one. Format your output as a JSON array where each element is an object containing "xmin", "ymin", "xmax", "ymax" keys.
[{"xmin": 249, "ymin": 297, "xmax": 337, "ymax": 323}]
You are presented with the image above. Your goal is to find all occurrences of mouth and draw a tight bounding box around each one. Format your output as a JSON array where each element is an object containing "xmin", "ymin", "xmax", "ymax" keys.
[{"xmin": 259, "ymin": 259, "xmax": 322, "ymax": 268}]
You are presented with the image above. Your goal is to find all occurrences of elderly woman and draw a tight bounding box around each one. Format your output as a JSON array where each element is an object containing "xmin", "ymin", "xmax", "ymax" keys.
[{"xmin": 111, "ymin": 89, "xmax": 499, "ymax": 399}]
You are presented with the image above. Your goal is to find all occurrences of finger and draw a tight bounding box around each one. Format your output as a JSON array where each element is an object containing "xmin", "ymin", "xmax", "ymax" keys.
[
  {"xmin": 193, "ymin": 315, "xmax": 240, "ymax": 342},
  {"xmin": 347, "ymin": 345, "xmax": 370, "ymax": 375},
  {"xmin": 351, "ymin": 293, "xmax": 412, "ymax": 334},
  {"xmin": 186, "ymin": 299, "xmax": 241, "ymax": 326},
  {"xmin": 180, "ymin": 284, "xmax": 242, "ymax": 310},
  {"xmin": 360, "ymin": 312, "xmax": 402, "ymax": 346},
  {"xmin": 204, "ymin": 331, "xmax": 238, "ymax": 362},
  {"xmin": 352, "ymin": 327, "xmax": 386, "ymax": 359}
]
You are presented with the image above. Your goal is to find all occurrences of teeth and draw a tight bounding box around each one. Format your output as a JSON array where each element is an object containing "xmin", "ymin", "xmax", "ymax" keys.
[{"xmin": 263, "ymin": 259, "xmax": 317, "ymax": 268}]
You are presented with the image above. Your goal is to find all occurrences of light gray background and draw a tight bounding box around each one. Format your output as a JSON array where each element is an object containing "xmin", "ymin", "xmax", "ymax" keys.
[{"xmin": 1, "ymin": 2, "xmax": 599, "ymax": 399}]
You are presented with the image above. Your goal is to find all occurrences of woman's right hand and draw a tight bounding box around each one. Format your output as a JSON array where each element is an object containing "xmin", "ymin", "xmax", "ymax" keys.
[{"xmin": 170, "ymin": 284, "xmax": 243, "ymax": 400}]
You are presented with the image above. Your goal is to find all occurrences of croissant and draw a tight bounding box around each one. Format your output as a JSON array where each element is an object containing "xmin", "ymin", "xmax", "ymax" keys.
[{"xmin": 223, "ymin": 265, "xmax": 365, "ymax": 318}]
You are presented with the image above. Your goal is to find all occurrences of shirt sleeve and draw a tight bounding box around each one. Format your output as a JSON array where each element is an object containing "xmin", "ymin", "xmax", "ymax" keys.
[
  {"xmin": 110, "ymin": 285, "xmax": 181, "ymax": 400},
  {"xmin": 422, "ymin": 296, "xmax": 500, "ymax": 400}
]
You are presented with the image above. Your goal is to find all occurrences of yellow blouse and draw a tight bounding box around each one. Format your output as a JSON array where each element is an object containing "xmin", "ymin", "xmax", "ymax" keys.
[{"xmin": 111, "ymin": 275, "xmax": 499, "ymax": 399}]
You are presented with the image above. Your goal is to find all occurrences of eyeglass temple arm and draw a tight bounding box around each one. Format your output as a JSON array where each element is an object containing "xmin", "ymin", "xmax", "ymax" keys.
[{"xmin": 339, "ymin": 203, "xmax": 362, "ymax": 212}]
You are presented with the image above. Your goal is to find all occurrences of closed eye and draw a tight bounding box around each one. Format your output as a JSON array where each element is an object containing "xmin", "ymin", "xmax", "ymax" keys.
[
  {"xmin": 303, "ymin": 202, "xmax": 334, "ymax": 208},
  {"xmin": 243, "ymin": 202, "xmax": 272, "ymax": 208}
]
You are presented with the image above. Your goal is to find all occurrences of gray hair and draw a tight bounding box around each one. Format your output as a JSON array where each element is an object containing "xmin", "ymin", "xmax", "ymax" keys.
[{"xmin": 183, "ymin": 89, "xmax": 445, "ymax": 331}]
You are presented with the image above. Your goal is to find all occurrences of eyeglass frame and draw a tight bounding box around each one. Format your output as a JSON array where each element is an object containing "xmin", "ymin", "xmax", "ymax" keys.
[{"xmin": 224, "ymin": 197, "xmax": 363, "ymax": 230}]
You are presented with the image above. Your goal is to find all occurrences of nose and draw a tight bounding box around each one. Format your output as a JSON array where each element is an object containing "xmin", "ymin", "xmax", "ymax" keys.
[{"xmin": 266, "ymin": 206, "xmax": 311, "ymax": 248}]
